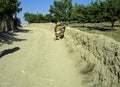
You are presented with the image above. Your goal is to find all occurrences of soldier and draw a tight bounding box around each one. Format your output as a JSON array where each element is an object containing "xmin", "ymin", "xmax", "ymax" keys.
[{"xmin": 54, "ymin": 22, "xmax": 66, "ymax": 40}]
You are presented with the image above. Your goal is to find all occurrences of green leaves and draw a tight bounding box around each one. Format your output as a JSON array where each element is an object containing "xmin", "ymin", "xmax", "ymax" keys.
[
  {"xmin": 100, "ymin": 0, "xmax": 120, "ymax": 28},
  {"xmin": 72, "ymin": 0, "xmax": 120, "ymax": 28},
  {"xmin": 49, "ymin": 0, "xmax": 72, "ymax": 22},
  {"xmin": 24, "ymin": 13, "xmax": 50, "ymax": 23},
  {"xmin": 24, "ymin": 0, "xmax": 120, "ymax": 28},
  {"xmin": 71, "ymin": 4, "xmax": 86, "ymax": 22},
  {"xmin": 0, "ymin": 0, "xmax": 22, "ymax": 32},
  {"xmin": 0, "ymin": 0, "xmax": 22, "ymax": 15}
]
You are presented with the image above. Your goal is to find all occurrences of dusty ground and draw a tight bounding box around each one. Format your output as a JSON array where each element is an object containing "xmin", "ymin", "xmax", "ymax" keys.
[{"xmin": 0, "ymin": 23, "xmax": 82, "ymax": 87}]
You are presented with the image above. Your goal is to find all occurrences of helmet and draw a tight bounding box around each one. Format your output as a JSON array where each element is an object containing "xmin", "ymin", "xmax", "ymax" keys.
[{"xmin": 56, "ymin": 22, "xmax": 61, "ymax": 25}]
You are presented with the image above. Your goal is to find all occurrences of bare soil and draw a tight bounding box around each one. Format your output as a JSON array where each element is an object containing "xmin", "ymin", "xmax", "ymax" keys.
[{"xmin": 0, "ymin": 23, "xmax": 82, "ymax": 87}]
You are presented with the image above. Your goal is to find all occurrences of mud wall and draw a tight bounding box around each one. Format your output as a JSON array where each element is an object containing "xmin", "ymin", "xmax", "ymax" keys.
[{"xmin": 65, "ymin": 27, "xmax": 120, "ymax": 87}]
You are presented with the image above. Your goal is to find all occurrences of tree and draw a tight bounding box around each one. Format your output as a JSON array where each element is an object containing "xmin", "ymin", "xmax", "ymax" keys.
[
  {"xmin": 35, "ymin": 13, "xmax": 44, "ymax": 23},
  {"xmin": 24, "ymin": 13, "xmax": 47, "ymax": 23},
  {"xmin": 82, "ymin": 0, "xmax": 120, "ymax": 28},
  {"xmin": 14, "ymin": 17, "xmax": 21, "ymax": 28},
  {"xmin": 97, "ymin": 0, "xmax": 120, "ymax": 28},
  {"xmin": 103, "ymin": 0, "xmax": 120, "ymax": 28},
  {"xmin": 0, "ymin": 0, "xmax": 22, "ymax": 32},
  {"xmin": 88, "ymin": 1, "xmax": 102, "ymax": 23},
  {"xmin": 64, "ymin": 0, "xmax": 72, "ymax": 21},
  {"xmin": 70, "ymin": 4, "xmax": 86, "ymax": 23},
  {"xmin": 24, "ymin": 13, "xmax": 35, "ymax": 24},
  {"xmin": 45, "ymin": 14, "xmax": 53, "ymax": 22},
  {"xmin": 49, "ymin": 0, "xmax": 72, "ymax": 22}
]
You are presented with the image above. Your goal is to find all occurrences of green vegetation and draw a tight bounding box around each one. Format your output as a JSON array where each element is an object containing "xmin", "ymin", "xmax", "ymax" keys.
[
  {"xmin": 0, "ymin": 0, "xmax": 22, "ymax": 32},
  {"xmin": 24, "ymin": 13, "xmax": 44, "ymax": 24},
  {"xmin": 1, "ymin": 0, "xmax": 119, "ymax": 42},
  {"xmin": 23, "ymin": 0, "xmax": 120, "ymax": 42},
  {"xmin": 24, "ymin": 0, "xmax": 72, "ymax": 23},
  {"xmin": 49, "ymin": 0, "xmax": 72, "ymax": 22},
  {"xmin": 69, "ymin": 22, "xmax": 120, "ymax": 42},
  {"xmin": 24, "ymin": 0, "xmax": 120, "ymax": 29}
]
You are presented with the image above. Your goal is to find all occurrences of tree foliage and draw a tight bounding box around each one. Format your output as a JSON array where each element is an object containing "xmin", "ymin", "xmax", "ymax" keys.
[
  {"xmin": 14, "ymin": 17, "xmax": 21, "ymax": 27},
  {"xmin": 0, "ymin": 0, "xmax": 22, "ymax": 32},
  {"xmin": 24, "ymin": 0, "xmax": 120, "ymax": 28},
  {"xmin": 100, "ymin": 0, "xmax": 120, "ymax": 28},
  {"xmin": 70, "ymin": 4, "xmax": 86, "ymax": 22},
  {"xmin": 49, "ymin": 0, "xmax": 72, "ymax": 22},
  {"xmin": 24, "ymin": 13, "xmax": 48, "ymax": 23}
]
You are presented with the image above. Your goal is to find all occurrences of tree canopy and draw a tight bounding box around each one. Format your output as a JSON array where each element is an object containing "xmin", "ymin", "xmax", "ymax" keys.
[
  {"xmin": 49, "ymin": 0, "xmax": 72, "ymax": 22},
  {"xmin": 24, "ymin": 0, "xmax": 120, "ymax": 28},
  {"xmin": 0, "ymin": 0, "xmax": 22, "ymax": 32},
  {"xmin": 24, "ymin": 13, "xmax": 50, "ymax": 24}
]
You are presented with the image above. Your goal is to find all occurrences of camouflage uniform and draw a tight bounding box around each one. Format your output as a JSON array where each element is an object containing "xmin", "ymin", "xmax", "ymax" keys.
[{"xmin": 54, "ymin": 22, "xmax": 66, "ymax": 40}]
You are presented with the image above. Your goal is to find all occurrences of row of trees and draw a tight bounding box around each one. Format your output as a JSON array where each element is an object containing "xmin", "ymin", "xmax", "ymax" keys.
[
  {"xmin": 0, "ymin": 0, "xmax": 22, "ymax": 32},
  {"xmin": 24, "ymin": 0, "xmax": 72, "ymax": 24},
  {"xmin": 24, "ymin": 13, "xmax": 52, "ymax": 23},
  {"xmin": 24, "ymin": 0, "xmax": 120, "ymax": 28}
]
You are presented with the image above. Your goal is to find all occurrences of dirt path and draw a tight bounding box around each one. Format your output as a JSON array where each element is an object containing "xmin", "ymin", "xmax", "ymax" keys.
[{"xmin": 0, "ymin": 24, "xmax": 82, "ymax": 87}]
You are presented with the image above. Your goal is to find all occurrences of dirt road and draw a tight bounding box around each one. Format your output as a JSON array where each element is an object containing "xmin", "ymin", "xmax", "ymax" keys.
[{"xmin": 0, "ymin": 24, "xmax": 82, "ymax": 87}]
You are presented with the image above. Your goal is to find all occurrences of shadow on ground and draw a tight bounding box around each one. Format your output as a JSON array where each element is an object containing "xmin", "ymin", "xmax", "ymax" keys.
[
  {"xmin": 87, "ymin": 26, "xmax": 115, "ymax": 31},
  {"xmin": 0, "ymin": 28, "xmax": 30, "ymax": 44},
  {"xmin": 0, "ymin": 32, "xmax": 27, "ymax": 44},
  {"xmin": 0, "ymin": 47, "xmax": 20, "ymax": 58},
  {"xmin": 14, "ymin": 28, "xmax": 31, "ymax": 33},
  {"xmin": 71, "ymin": 25, "xmax": 115, "ymax": 31},
  {"xmin": 0, "ymin": 28, "xmax": 30, "ymax": 58}
]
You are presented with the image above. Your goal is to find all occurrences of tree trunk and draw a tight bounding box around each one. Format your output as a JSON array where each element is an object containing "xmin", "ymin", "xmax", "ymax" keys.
[
  {"xmin": 14, "ymin": 14, "xmax": 17, "ymax": 29},
  {"xmin": 2, "ymin": 16, "xmax": 14, "ymax": 32},
  {"xmin": 82, "ymin": 22, "xmax": 85, "ymax": 27},
  {"xmin": 9, "ymin": 17, "xmax": 14, "ymax": 32},
  {"xmin": 111, "ymin": 21, "xmax": 115, "ymax": 29},
  {"xmin": 1, "ymin": 16, "xmax": 8, "ymax": 32},
  {"xmin": 94, "ymin": 20, "xmax": 97, "ymax": 28},
  {"xmin": 6, "ymin": 18, "xmax": 11, "ymax": 31}
]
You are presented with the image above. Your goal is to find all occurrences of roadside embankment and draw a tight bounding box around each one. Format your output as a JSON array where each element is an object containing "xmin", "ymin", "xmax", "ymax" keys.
[{"xmin": 65, "ymin": 27, "xmax": 120, "ymax": 87}]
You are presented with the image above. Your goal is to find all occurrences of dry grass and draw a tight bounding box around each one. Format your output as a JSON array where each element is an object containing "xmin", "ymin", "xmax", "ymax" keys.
[{"xmin": 69, "ymin": 22, "xmax": 120, "ymax": 42}]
